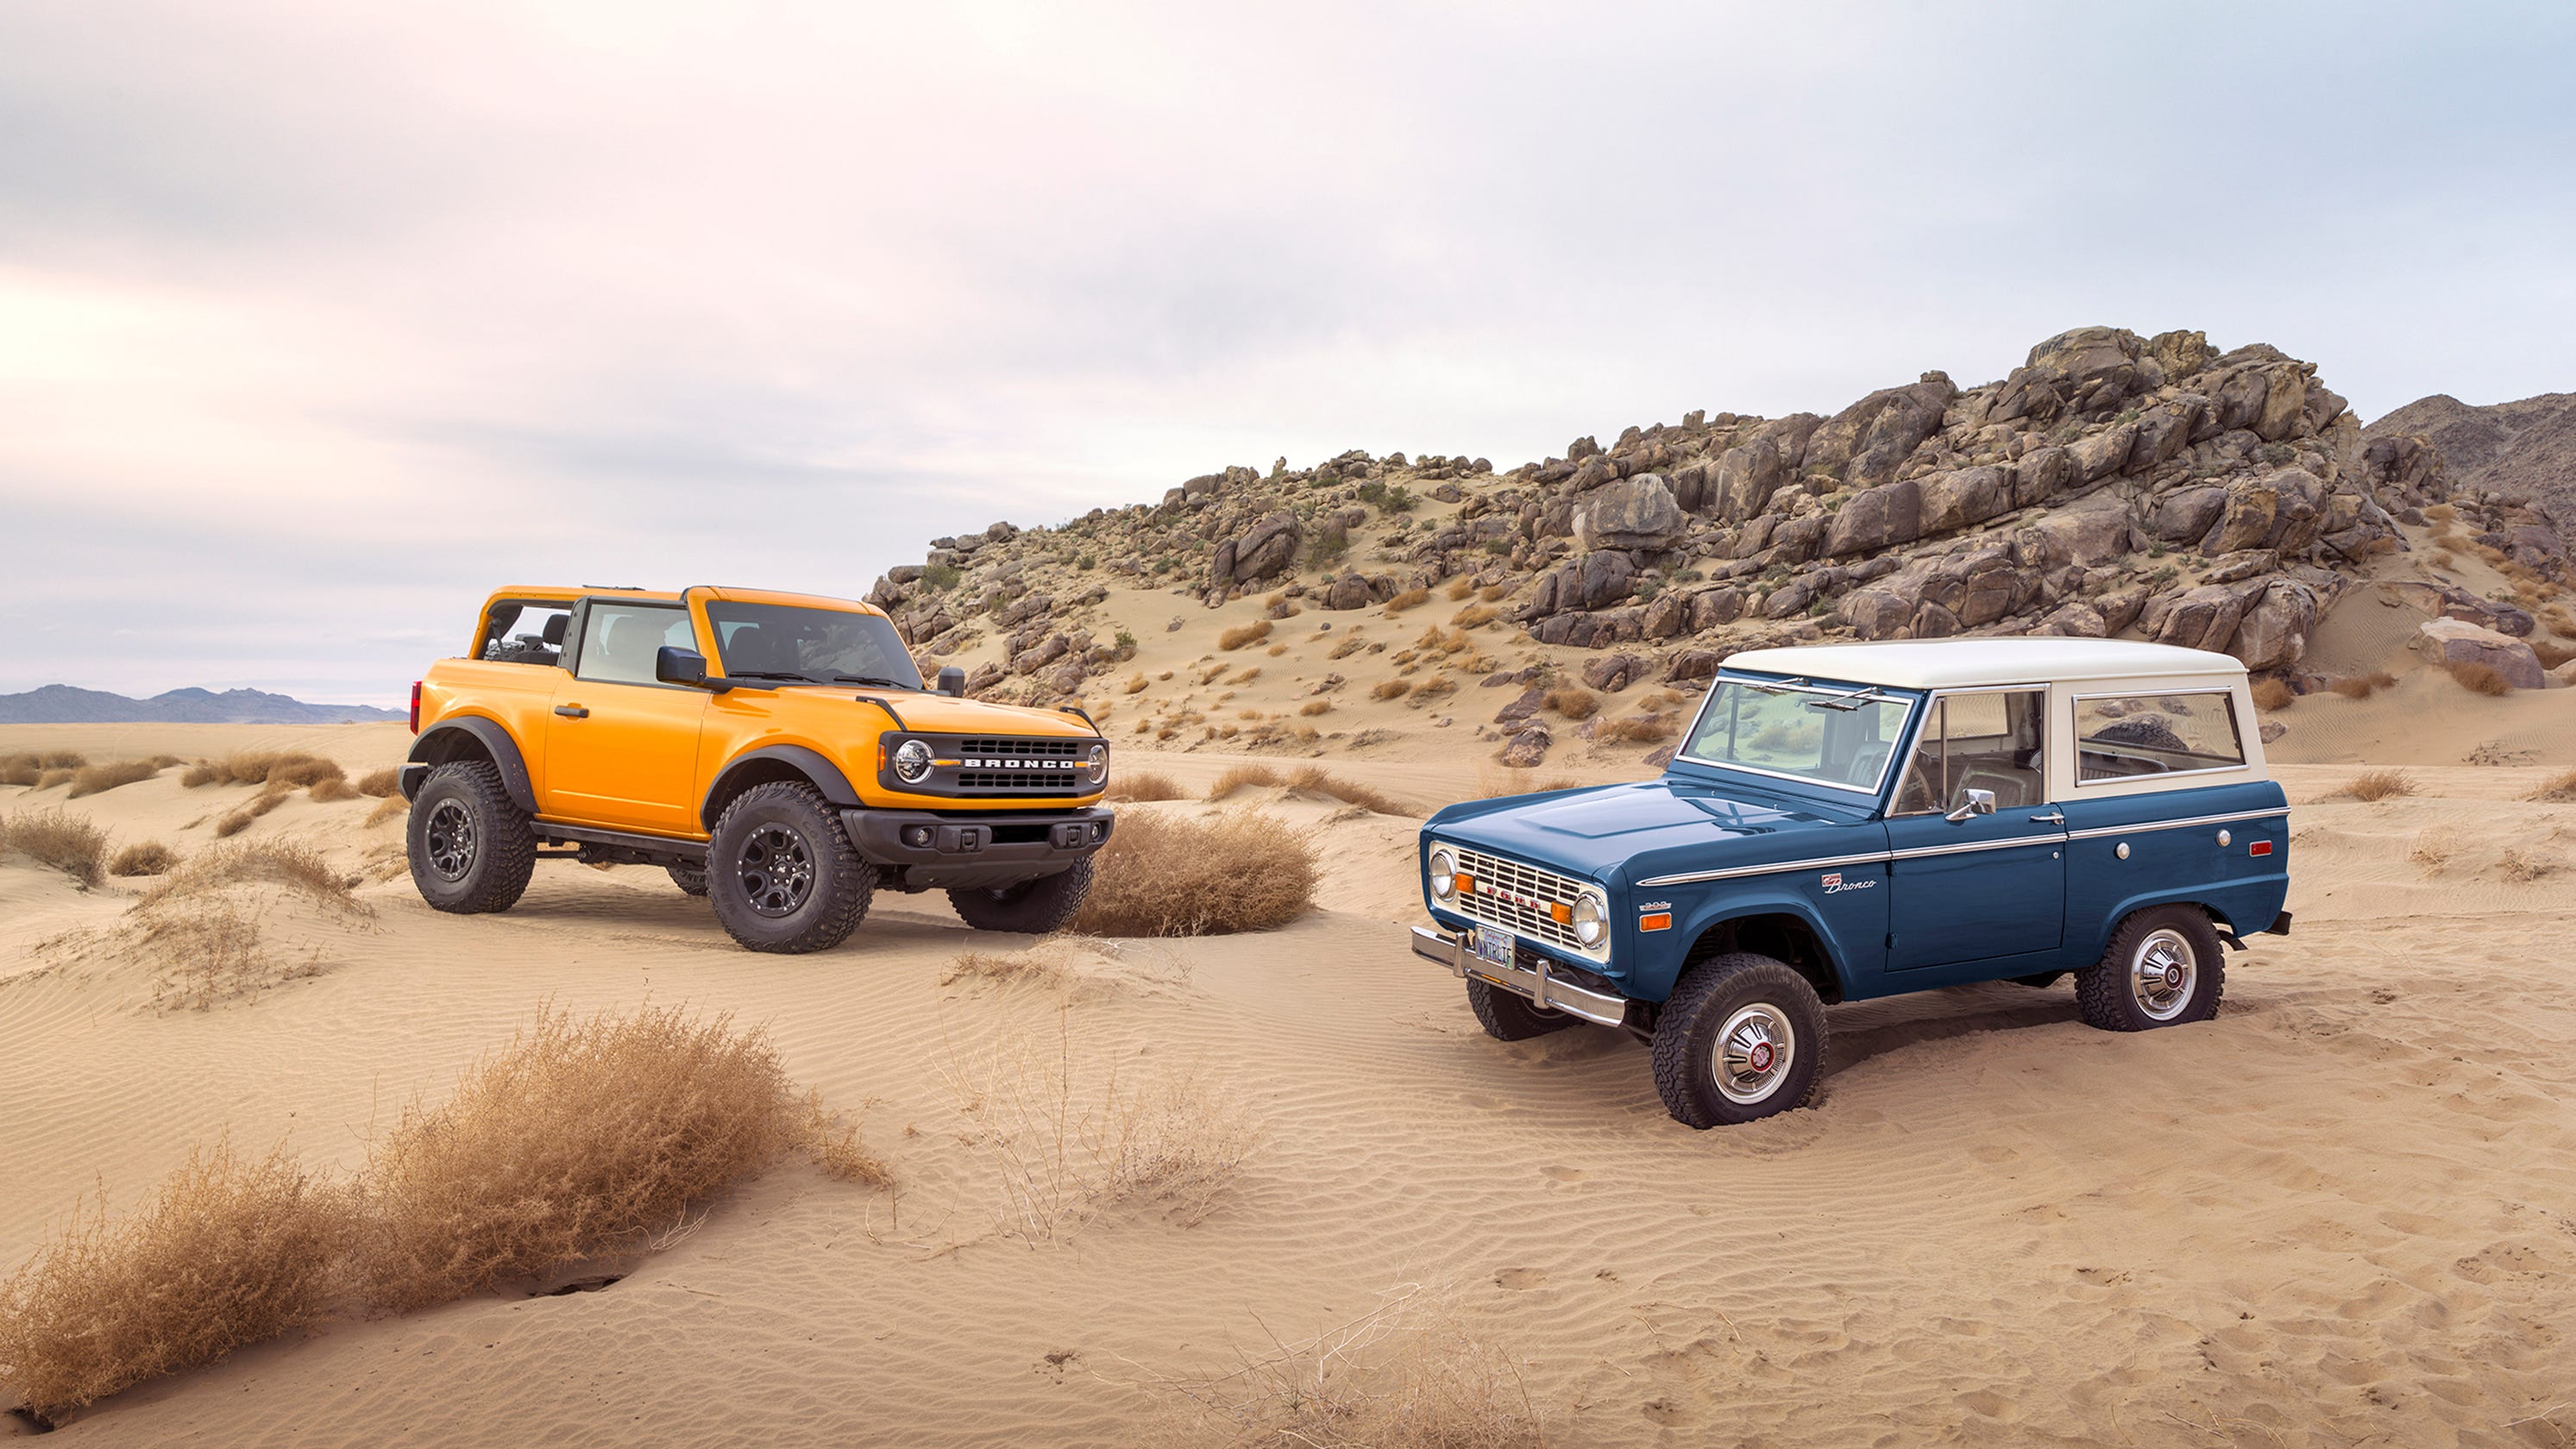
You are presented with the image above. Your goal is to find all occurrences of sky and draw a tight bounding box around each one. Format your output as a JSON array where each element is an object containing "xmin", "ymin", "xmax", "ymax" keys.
[{"xmin": 3, "ymin": 1, "xmax": 2573, "ymax": 706}]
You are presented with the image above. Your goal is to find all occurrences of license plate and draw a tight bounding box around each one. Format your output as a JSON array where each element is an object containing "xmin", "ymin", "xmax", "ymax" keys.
[{"xmin": 1471, "ymin": 926, "xmax": 1515, "ymax": 970}]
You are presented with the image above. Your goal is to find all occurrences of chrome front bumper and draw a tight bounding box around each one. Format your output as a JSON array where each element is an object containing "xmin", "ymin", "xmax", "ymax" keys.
[{"xmin": 1410, "ymin": 925, "xmax": 1629, "ymax": 1028}]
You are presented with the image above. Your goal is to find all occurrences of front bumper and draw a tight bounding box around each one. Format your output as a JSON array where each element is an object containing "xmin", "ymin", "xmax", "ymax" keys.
[
  {"xmin": 1411, "ymin": 925, "xmax": 1630, "ymax": 1028},
  {"xmin": 841, "ymin": 806, "xmax": 1112, "ymax": 890}
]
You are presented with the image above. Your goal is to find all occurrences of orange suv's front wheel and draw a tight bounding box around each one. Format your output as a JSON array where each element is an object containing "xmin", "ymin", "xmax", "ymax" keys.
[{"xmin": 707, "ymin": 781, "xmax": 874, "ymax": 953}]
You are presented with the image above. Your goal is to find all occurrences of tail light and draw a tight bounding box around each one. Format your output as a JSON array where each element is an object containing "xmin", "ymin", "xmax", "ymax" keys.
[{"xmin": 409, "ymin": 681, "xmax": 422, "ymax": 734}]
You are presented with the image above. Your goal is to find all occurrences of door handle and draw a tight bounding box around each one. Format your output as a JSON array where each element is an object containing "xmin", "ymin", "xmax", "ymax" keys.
[
  {"xmin": 554, "ymin": 705, "xmax": 589, "ymax": 718},
  {"xmin": 2029, "ymin": 811, "xmax": 2065, "ymax": 825}
]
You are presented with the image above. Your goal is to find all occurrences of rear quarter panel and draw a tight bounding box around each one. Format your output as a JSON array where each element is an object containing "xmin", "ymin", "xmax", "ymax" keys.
[
  {"xmin": 418, "ymin": 659, "xmax": 564, "ymax": 790},
  {"xmin": 2059, "ymin": 777, "xmax": 2290, "ymax": 963}
]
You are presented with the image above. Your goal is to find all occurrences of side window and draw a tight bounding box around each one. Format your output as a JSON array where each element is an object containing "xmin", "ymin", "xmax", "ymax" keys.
[
  {"xmin": 478, "ymin": 601, "xmax": 572, "ymax": 666},
  {"xmin": 574, "ymin": 604, "xmax": 694, "ymax": 686},
  {"xmin": 2075, "ymin": 692, "xmax": 2246, "ymax": 782},
  {"xmin": 1894, "ymin": 690, "xmax": 2046, "ymax": 815}
]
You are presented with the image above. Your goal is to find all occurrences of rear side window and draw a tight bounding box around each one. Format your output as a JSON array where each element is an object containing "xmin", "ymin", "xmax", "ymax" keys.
[
  {"xmin": 575, "ymin": 604, "xmax": 695, "ymax": 686},
  {"xmin": 2075, "ymin": 691, "xmax": 2246, "ymax": 783},
  {"xmin": 478, "ymin": 601, "xmax": 572, "ymax": 666}
]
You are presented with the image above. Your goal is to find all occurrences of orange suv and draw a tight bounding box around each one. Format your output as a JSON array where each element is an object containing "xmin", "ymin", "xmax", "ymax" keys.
[{"xmin": 399, "ymin": 585, "xmax": 1113, "ymax": 952}]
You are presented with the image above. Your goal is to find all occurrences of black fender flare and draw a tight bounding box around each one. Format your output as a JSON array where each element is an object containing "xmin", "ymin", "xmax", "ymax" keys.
[
  {"xmin": 404, "ymin": 716, "xmax": 537, "ymax": 812},
  {"xmin": 700, "ymin": 744, "xmax": 863, "ymax": 831}
]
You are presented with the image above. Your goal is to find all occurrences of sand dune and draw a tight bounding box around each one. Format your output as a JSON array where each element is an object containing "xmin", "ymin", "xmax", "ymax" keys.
[{"xmin": 6, "ymin": 725, "xmax": 2576, "ymax": 1445}]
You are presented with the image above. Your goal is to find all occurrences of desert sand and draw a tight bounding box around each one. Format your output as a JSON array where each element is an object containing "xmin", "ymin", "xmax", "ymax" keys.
[{"xmin": 6, "ymin": 711, "xmax": 2576, "ymax": 1447}]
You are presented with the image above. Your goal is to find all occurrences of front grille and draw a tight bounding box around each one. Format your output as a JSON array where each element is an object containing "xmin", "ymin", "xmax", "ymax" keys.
[
  {"xmin": 1448, "ymin": 845, "xmax": 1593, "ymax": 956},
  {"xmin": 956, "ymin": 770, "xmax": 1081, "ymax": 792},
  {"xmin": 959, "ymin": 737, "xmax": 1082, "ymax": 761},
  {"xmin": 889, "ymin": 733, "xmax": 1101, "ymax": 799}
]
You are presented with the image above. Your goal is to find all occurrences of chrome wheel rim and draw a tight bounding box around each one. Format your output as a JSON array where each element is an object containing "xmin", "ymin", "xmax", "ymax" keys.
[
  {"xmin": 424, "ymin": 800, "xmax": 476, "ymax": 882},
  {"xmin": 738, "ymin": 824, "xmax": 815, "ymax": 917},
  {"xmin": 2131, "ymin": 927, "xmax": 2197, "ymax": 1021},
  {"xmin": 1712, "ymin": 1003, "xmax": 1795, "ymax": 1105}
]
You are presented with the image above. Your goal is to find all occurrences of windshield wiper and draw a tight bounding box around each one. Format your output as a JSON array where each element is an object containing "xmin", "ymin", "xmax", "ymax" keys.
[
  {"xmin": 829, "ymin": 674, "xmax": 914, "ymax": 689},
  {"xmin": 1807, "ymin": 684, "xmax": 1894, "ymax": 712},
  {"xmin": 724, "ymin": 670, "xmax": 815, "ymax": 682}
]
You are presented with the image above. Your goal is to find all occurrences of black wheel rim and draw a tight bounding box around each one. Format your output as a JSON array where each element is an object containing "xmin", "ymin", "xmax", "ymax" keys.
[
  {"xmin": 424, "ymin": 800, "xmax": 477, "ymax": 882},
  {"xmin": 738, "ymin": 824, "xmax": 815, "ymax": 917}
]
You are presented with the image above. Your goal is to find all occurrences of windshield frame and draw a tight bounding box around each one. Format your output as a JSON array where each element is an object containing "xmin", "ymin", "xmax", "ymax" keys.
[
  {"xmin": 1672, "ymin": 671, "xmax": 1922, "ymax": 798},
  {"xmin": 701, "ymin": 599, "xmax": 925, "ymax": 691}
]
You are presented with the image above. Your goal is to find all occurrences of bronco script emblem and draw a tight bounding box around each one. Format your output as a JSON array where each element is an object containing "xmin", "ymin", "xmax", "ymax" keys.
[{"xmin": 1820, "ymin": 871, "xmax": 1876, "ymax": 894}]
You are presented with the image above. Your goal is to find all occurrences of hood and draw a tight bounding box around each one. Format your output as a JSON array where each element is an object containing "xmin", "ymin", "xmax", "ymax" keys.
[
  {"xmin": 775, "ymin": 687, "xmax": 1102, "ymax": 738},
  {"xmin": 1422, "ymin": 777, "xmax": 1875, "ymax": 884}
]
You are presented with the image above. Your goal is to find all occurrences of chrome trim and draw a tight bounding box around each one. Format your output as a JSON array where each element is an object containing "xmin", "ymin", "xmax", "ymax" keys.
[
  {"xmin": 1886, "ymin": 833, "xmax": 2067, "ymax": 862},
  {"xmin": 2064, "ymin": 806, "xmax": 2287, "ymax": 842},
  {"xmin": 1671, "ymin": 673, "xmax": 1920, "ymax": 798},
  {"xmin": 1429, "ymin": 842, "xmax": 1609, "ymax": 963},
  {"xmin": 1637, "ymin": 850, "xmax": 1894, "ymax": 888},
  {"xmin": 1412, "ymin": 926, "xmax": 1627, "ymax": 1027}
]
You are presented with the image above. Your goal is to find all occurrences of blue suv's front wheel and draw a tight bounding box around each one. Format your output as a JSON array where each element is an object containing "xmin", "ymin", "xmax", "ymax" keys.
[{"xmin": 1649, "ymin": 954, "xmax": 1828, "ymax": 1127}]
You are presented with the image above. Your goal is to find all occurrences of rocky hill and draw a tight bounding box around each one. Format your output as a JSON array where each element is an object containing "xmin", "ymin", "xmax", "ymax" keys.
[
  {"xmin": 0, "ymin": 684, "xmax": 405, "ymax": 724},
  {"xmin": 2367, "ymin": 390, "xmax": 2576, "ymax": 536},
  {"xmin": 870, "ymin": 326, "xmax": 2573, "ymax": 766}
]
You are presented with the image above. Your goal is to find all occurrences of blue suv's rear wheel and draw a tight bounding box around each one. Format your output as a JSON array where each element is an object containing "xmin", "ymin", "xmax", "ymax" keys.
[
  {"xmin": 2077, "ymin": 906, "xmax": 2225, "ymax": 1031},
  {"xmin": 1649, "ymin": 953, "xmax": 1827, "ymax": 1128}
]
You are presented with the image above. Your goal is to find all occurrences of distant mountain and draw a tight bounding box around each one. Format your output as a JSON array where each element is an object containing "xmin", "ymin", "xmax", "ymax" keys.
[
  {"xmin": 2368, "ymin": 391, "xmax": 2576, "ymax": 533},
  {"xmin": 0, "ymin": 685, "xmax": 404, "ymax": 724}
]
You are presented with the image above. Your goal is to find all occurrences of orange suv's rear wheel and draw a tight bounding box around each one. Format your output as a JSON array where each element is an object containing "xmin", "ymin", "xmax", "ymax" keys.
[
  {"xmin": 707, "ymin": 781, "xmax": 872, "ymax": 953},
  {"xmin": 406, "ymin": 761, "xmax": 537, "ymax": 914}
]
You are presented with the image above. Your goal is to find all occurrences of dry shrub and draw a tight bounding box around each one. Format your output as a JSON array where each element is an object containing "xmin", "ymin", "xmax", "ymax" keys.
[
  {"xmin": 2527, "ymin": 768, "xmax": 2576, "ymax": 803},
  {"xmin": 1207, "ymin": 763, "xmax": 1283, "ymax": 798},
  {"xmin": 1383, "ymin": 586, "xmax": 1429, "ymax": 613},
  {"xmin": 109, "ymin": 841, "xmax": 181, "ymax": 877},
  {"xmin": 1147, "ymin": 1286, "xmax": 1541, "ymax": 1449},
  {"xmin": 0, "ymin": 1140, "xmax": 357, "ymax": 1423},
  {"xmin": 1125, "ymin": 672, "xmax": 1152, "ymax": 695},
  {"xmin": 135, "ymin": 900, "xmax": 292, "ymax": 1013},
  {"xmin": 1105, "ymin": 770, "xmax": 1189, "ymax": 803},
  {"xmin": 356, "ymin": 767, "xmax": 402, "ymax": 798},
  {"xmin": 797, "ymin": 1090, "xmax": 890, "ymax": 1188},
  {"xmin": 2425, "ymin": 503, "xmax": 2457, "ymax": 523},
  {"xmin": 147, "ymin": 840, "xmax": 356, "ymax": 909},
  {"xmin": 2541, "ymin": 603, "xmax": 2576, "ymax": 638},
  {"xmin": 1543, "ymin": 687, "xmax": 1599, "ymax": 720},
  {"xmin": 2499, "ymin": 848, "xmax": 2561, "ymax": 884},
  {"xmin": 1071, "ymin": 810, "xmax": 1316, "ymax": 937},
  {"xmin": 2409, "ymin": 828, "xmax": 2460, "ymax": 873},
  {"xmin": 1445, "ymin": 577, "xmax": 1474, "ymax": 601},
  {"xmin": 1219, "ymin": 620, "xmax": 1273, "ymax": 651},
  {"xmin": 66, "ymin": 759, "xmax": 161, "ymax": 799},
  {"xmin": 1599, "ymin": 712, "xmax": 1679, "ymax": 743},
  {"xmin": 2328, "ymin": 671, "xmax": 2398, "ymax": 699},
  {"xmin": 2447, "ymin": 660, "xmax": 2513, "ymax": 696},
  {"xmin": 1285, "ymin": 766, "xmax": 1415, "ymax": 815},
  {"xmin": 1266, "ymin": 643, "xmax": 1289, "ymax": 657},
  {"xmin": 1373, "ymin": 680, "xmax": 1412, "ymax": 701},
  {"xmin": 35, "ymin": 768, "xmax": 73, "ymax": 789},
  {"xmin": 309, "ymin": 777, "xmax": 361, "ymax": 803},
  {"xmin": 36, "ymin": 750, "xmax": 87, "ymax": 769},
  {"xmin": 1412, "ymin": 676, "xmax": 1457, "ymax": 702},
  {"xmin": 1299, "ymin": 698, "xmax": 1334, "ymax": 717},
  {"xmin": 360, "ymin": 1005, "xmax": 797, "ymax": 1310},
  {"xmin": 1452, "ymin": 604, "xmax": 1498, "ymax": 630},
  {"xmin": 946, "ymin": 1006, "xmax": 1254, "ymax": 1241},
  {"xmin": 212, "ymin": 784, "xmax": 296, "ymax": 837},
  {"xmin": 2340, "ymin": 769, "xmax": 2415, "ymax": 802},
  {"xmin": 185, "ymin": 751, "xmax": 346, "ymax": 789},
  {"xmin": 0, "ymin": 753, "xmax": 39, "ymax": 787},
  {"xmin": 2249, "ymin": 676, "xmax": 2296, "ymax": 711},
  {"xmin": 0, "ymin": 808, "xmax": 109, "ymax": 887},
  {"xmin": 365, "ymin": 796, "xmax": 409, "ymax": 827},
  {"xmin": 1477, "ymin": 765, "xmax": 1579, "ymax": 799}
]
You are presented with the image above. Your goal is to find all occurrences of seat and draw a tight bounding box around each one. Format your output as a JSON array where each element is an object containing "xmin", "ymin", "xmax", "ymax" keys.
[
  {"xmin": 722, "ymin": 624, "xmax": 801, "ymax": 676},
  {"xmin": 1846, "ymin": 740, "xmax": 1893, "ymax": 787}
]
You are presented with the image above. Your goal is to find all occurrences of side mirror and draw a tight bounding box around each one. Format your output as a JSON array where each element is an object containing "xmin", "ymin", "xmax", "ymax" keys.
[
  {"xmin": 1944, "ymin": 787, "xmax": 1997, "ymax": 824},
  {"xmin": 936, "ymin": 665, "xmax": 966, "ymax": 698},
  {"xmin": 656, "ymin": 646, "xmax": 710, "ymax": 687}
]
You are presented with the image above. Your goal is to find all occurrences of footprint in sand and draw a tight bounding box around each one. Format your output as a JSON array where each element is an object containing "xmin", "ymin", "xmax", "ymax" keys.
[
  {"xmin": 1495, "ymin": 1267, "xmax": 1547, "ymax": 1290},
  {"xmin": 1641, "ymin": 1398, "xmax": 1689, "ymax": 1426}
]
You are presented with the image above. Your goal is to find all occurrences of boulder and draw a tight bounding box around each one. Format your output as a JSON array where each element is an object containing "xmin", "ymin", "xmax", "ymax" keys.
[
  {"xmin": 2255, "ymin": 366, "xmax": 2311, "ymax": 442},
  {"xmin": 2149, "ymin": 485, "xmax": 2229, "ymax": 544},
  {"xmin": 1498, "ymin": 724, "xmax": 1553, "ymax": 768},
  {"xmin": 2127, "ymin": 396, "xmax": 2204, "ymax": 473},
  {"xmin": 2208, "ymin": 468, "xmax": 2325, "ymax": 555},
  {"xmin": 1712, "ymin": 436, "xmax": 1787, "ymax": 524},
  {"xmin": 1581, "ymin": 653, "xmax": 1645, "ymax": 693},
  {"xmin": 2068, "ymin": 421, "xmax": 2138, "ymax": 484},
  {"xmin": 2014, "ymin": 506, "xmax": 2133, "ymax": 569},
  {"xmin": 1806, "ymin": 374, "xmax": 1956, "ymax": 486},
  {"xmin": 1641, "ymin": 591, "xmax": 1690, "ymax": 640},
  {"xmin": 1824, "ymin": 479, "xmax": 1924, "ymax": 555},
  {"xmin": 2415, "ymin": 618, "xmax": 2546, "ymax": 689},
  {"xmin": 1687, "ymin": 586, "xmax": 1745, "ymax": 632},
  {"xmin": 1918, "ymin": 466, "xmax": 2014, "ymax": 536},
  {"xmin": 1529, "ymin": 550, "xmax": 1637, "ymax": 618},
  {"xmin": 2228, "ymin": 578, "xmax": 2320, "ymax": 671},
  {"xmin": 1323, "ymin": 573, "xmax": 1375, "ymax": 610},
  {"xmin": 2031, "ymin": 600, "xmax": 2108, "ymax": 637},
  {"xmin": 1574, "ymin": 474, "xmax": 1687, "ymax": 550},
  {"xmin": 1990, "ymin": 327, "xmax": 2149, "ymax": 423},
  {"xmin": 2013, "ymin": 446, "xmax": 2074, "ymax": 506},
  {"xmin": 2137, "ymin": 584, "xmax": 2247, "ymax": 653},
  {"xmin": 1228, "ymin": 511, "xmax": 1303, "ymax": 583},
  {"xmin": 1663, "ymin": 648, "xmax": 1727, "ymax": 682}
]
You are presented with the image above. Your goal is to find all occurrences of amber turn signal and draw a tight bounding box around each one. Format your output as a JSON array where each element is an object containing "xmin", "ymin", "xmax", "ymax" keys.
[
  {"xmin": 1455, "ymin": 874, "xmax": 1475, "ymax": 895},
  {"xmin": 1638, "ymin": 912, "xmax": 1673, "ymax": 932}
]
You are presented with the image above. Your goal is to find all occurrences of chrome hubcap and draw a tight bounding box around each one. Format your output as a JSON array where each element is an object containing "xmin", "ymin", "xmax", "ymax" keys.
[
  {"xmin": 424, "ymin": 800, "xmax": 476, "ymax": 882},
  {"xmin": 738, "ymin": 824, "xmax": 815, "ymax": 917},
  {"xmin": 2131, "ymin": 928, "xmax": 2197, "ymax": 1020},
  {"xmin": 1712, "ymin": 1004, "xmax": 1795, "ymax": 1105}
]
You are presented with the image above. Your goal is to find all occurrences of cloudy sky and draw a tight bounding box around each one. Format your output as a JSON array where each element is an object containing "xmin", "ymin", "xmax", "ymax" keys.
[{"xmin": 4, "ymin": 1, "xmax": 2572, "ymax": 705}]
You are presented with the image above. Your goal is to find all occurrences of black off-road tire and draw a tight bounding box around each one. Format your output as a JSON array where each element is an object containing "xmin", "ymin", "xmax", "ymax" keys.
[
  {"xmin": 1649, "ymin": 953, "xmax": 1828, "ymax": 1129},
  {"xmin": 667, "ymin": 862, "xmax": 710, "ymax": 897},
  {"xmin": 2076, "ymin": 905, "xmax": 2225, "ymax": 1032},
  {"xmin": 946, "ymin": 856, "xmax": 1095, "ymax": 934},
  {"xmin": 406, "ymin": 761, "xmax": 537, "ymax": 914},
  {"xmin": 707, "ymin": 782, "xmax": 872, "ymax": 954},
  {"xmin": 1466, "ymin": 975, "xmax": 1575, "ymax": 1040}
]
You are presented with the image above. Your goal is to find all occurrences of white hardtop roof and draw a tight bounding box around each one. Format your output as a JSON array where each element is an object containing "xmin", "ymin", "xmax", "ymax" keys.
[{"xmin": 1722, "ymin": 638, "xmax": 2247, "ymax": 691}]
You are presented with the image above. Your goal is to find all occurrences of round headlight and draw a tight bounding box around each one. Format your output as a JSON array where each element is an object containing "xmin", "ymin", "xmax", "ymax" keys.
[
  {"xmin": 1085, "ymin": 743, "xmax": 1108, "ymax": 785},
  {"xmin": 893, "ymin": 738, "xmax": 934, "ymax": 783},
  {"xmin": 1429, "ymin": 846, "xmax": 1457, "ymax": 900},
  {"xmin": 1572, "ymin": 892, "xmax": 1606, "ymax": 946}
]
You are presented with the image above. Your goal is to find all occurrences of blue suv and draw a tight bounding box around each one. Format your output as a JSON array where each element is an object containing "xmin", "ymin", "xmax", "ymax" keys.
[{"xmin": 1412, "ymin": 639, "xmax": 2292, "ymax": 1127}]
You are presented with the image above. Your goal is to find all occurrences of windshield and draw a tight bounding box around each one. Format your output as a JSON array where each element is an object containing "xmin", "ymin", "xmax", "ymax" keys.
[
  {"xmin": 705, "ymin": 601, "xmax": 924, "ymax": 689},
  {"xmin": 1678, "ymin": 676, "xmax": 1917, "ymax": 794}
]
